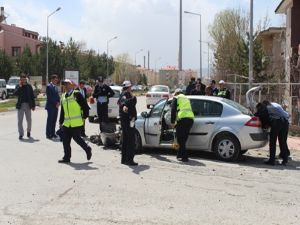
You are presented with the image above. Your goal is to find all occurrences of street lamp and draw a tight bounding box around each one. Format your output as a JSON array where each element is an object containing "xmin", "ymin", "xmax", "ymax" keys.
[
  {"xmin": 46, "ymin": 7, "xmax": 61, "ymax": 85},
  {"xmin": 134, "ymin": 49, "xmax": 143, "ymax": 66},
  {"xmin": 106, "ymin": 36, "xmax": 118, "ymax": 77},
  {"xmin": 199, "ymin": 40, "xmax": 211, "ymax": 79},
  {"xmin": 249, "ymin": 0, "xmax": 254, "ymax": 88},
  {"xmin": 184, "ymin": 10, "xmax": 202, "ymax": 79}
]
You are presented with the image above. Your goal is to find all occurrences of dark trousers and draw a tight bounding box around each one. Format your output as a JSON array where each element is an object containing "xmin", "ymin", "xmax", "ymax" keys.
[
  {"xmin": 269, "ymin": 119, "xmax": 289, "ymax": 162},
  {"xmin": 81, "ymin": 120, "xmax": 86, "ymax": 136},
  {"xmin": 97, "ymin": 103, "xmax": 109, "ymax": 132},
  {"xmin": 46, "ymin": 107, "xmax": 58, "ymax": 137},
  {"xmin": 176, "ymin": 118, "xmax": 194, "ymax": 160},
  {"xmin": 62, "ymin": 126, "xmax": 90, "ymax": 160},
  {"xmin": 121, "ymin": 119, "xmax": 135, "ymax": 163}
]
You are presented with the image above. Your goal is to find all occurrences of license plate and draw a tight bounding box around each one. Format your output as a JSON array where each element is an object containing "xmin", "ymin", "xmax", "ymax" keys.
[{"xmin": 153, "ymin": 94, "xmax": 161, "ymax": 97}]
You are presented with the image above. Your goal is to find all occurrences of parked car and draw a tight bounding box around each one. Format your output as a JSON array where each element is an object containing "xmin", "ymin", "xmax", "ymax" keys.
[
  {"xmin": 88, "ymin": 86, "xmax": 123, "ymax": 122},
  {"xmin": 6, "ymin": 76, "xmax": 20, "ymax": 97},
  {"xmin": 133, "ymin": 96, "xmax": 268, "ymax": 162},
  {"xmin": 146, "ymin": 85, "xmax": 171, "ymax": 109},
  {"xmin": 0, "ymin": 79, "xmax": 7, "ymax": 100}
]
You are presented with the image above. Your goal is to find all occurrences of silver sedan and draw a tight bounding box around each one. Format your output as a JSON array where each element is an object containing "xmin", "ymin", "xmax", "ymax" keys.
[{"xmin": 133, "ymin": 96, "xmax": 268, "ymax": 162}]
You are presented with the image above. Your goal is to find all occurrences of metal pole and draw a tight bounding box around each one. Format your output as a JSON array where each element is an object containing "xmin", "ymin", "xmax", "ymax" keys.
[
  {"xmin": 179, "ymin": 0, "xmax": 182, "ymax": 71},
  {"xmin": 207, "ymin": 42, "xmax": 210, "ymax": 80},
  {"xmin": 46, "ymin": 7, "xmax": 61, "ymax": 85},
  {"xmin": 46, "ymin": 16, "xmax": 49, "ymax": 85},
  {"xmin": 148, "ymin": 51, "xmax": 150, "ymax": 70},
  {"xmin": 249, "ymin": 0, "xmax": 254, "ymax": 89},
  {"xmin": 106, "ymin": 41, "xmax": 109, "ymax": 77},
  {"xmin": 200, "ymin": 15, "xmax": 202, "ymax": 79}
]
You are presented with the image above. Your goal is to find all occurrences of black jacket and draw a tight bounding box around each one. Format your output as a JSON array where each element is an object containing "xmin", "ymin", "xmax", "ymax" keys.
[
  {"xmin": 254, "ymin": 103, "xmax": 270, "ymax": 129},
  {"xmin": 92, "ymin": 84, "xmax": 114, "ymax": 104},
  {"xmin": 118, "ymin": 90, "xmax": 137, "ymax": 120},
  {"xmin": 185, "ymin": 81, "xmax": 196, "ymax": 95},
  {"xmin": 14, "ymin": 84, "xmax": 35, "ymax": 109},
  {"xmin": 59, "ymin": 90, "xmax": 90, "ymax": 125}
]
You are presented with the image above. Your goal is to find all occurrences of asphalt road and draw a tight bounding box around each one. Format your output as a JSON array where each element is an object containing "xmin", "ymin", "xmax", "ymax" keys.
[{"xmin": 0, "ymin": 96, "xmax": 300, "ymax": 225}]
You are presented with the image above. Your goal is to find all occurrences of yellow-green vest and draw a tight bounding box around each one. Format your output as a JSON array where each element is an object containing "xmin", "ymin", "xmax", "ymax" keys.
[
  {"xmin": 217, "ymin": 89, "xmax": 227, "ymax": 98},
  {"xmin": 176, "ymin": 94, "xmax": 194, "ymax": 121},
  {"xmin": 62, "ymin": 90, "xmax": 84, "ymax": 128}
]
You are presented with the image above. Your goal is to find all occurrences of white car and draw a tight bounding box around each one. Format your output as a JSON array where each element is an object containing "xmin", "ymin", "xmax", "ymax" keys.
[
  {"xmin": 146, "ymin": 85, "xmax": 171, "ymax": 109},
  {"xmin": 0, "ymin": 79, "xmax": 7, "ymax": 100},
  {"xmin": 88, "ymin": 86, "xmax": 123, "ymax": 122}
]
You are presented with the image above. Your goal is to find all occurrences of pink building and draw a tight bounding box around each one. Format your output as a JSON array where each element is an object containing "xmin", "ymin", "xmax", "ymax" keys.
[{"xmin": 0, "ymin": 7, "xmax": 41, "ymax": 57}]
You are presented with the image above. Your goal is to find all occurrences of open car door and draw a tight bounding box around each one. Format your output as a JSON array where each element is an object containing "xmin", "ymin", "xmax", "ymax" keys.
[{"xmin": 144, "ymin": 100, "xmax": 167, "ymax": 146}]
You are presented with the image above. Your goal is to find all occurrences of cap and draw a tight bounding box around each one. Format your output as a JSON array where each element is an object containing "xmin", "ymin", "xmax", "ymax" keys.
[
  {"xmin": 174, "ymin": 88, "xmax": 183, "ymax": 95},
  {"xmin": 62, "ymin": 79, "xmax": 72, "ymax": 84},
  {"xmin": 219, "ymin": 80, "xmax": 225, "ymax": 84},
  {"xmin": 122, "ymin": 80, "xmax": 132, "ymax": 87}
]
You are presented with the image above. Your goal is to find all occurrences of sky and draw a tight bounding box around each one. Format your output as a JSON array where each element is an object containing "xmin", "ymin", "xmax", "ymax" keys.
[{"xmin": 1, "ymin": 0, "xmax": 286, "ymax": 74}]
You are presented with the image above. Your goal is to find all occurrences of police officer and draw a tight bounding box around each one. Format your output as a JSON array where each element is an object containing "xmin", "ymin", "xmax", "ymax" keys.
[
  {"xmin": 58, "ymin": 79, "xmax": 92, "ymax": 163},
  {"xmin": 118, "ymin": 80, "xmax": 138, "ymax": 166},
  {"xmin": 171, "ymin": 88, "xmax": 194, "ymax": 162},
  {"xmin": 217, "ymin": 80, "xmax": 231, "ymax": 99},
  {"xmin": 92, "ymin": 76, "xmax": 115, "ymax": 132},
  {"xmin": 262, "ymin": 100, "xmax": 290, "ymax": 166}
]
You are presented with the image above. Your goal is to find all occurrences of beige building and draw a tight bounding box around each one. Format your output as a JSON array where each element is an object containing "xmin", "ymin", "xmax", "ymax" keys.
[{"xmin": 257, "ymin": 27, "xmax": 286, "ymax": 79}]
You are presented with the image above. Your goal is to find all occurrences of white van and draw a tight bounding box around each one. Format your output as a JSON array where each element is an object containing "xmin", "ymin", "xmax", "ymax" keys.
[{"xmin": 0, "ymin": 79, "xmax": 7, "ymax": 100}]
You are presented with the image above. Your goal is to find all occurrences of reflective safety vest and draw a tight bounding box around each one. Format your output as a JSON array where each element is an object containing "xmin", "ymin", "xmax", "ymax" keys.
[
  {"xmin": 62, "ymin": 90, "xmax": 84, "ymax": 128},
  {"xmin": 217, "ymin": 89, "xmax": 227, "ymax": 98},
  {"xmin": 176, "ymin": 94, "xmax": 194, "ymax": 121}
]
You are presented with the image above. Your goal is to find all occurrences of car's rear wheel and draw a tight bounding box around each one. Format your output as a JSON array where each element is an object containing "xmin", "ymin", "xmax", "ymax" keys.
[
  {"xmin": 88, "ymin": 116, "xmax": 95, "ymax": 123},
  {"xmin": 213, "ymin": 133, "xmax": 240, "ymax": 162},
  {"xmin": 134, "ymin": 129, "xmax": 143, "ymax": 154}
]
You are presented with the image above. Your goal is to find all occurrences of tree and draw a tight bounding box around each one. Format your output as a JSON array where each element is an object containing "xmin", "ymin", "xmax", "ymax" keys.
[
  {"xmin": 18, "ymin": 46, "xmax": 34, "ymax": 76},
  {"xmin": 0, "ymin": 49, "xmax": 13, "ymax": 80}
]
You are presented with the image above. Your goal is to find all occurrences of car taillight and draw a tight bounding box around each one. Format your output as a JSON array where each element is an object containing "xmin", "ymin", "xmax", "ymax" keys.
[
  {"xmin": 245, "ymin": 117, "xmax": 261, "ymax": 128},
  {"xmin": 162, "ymin": 94, "xmax": 169, "ymax": 98},
  {"xmin": 146, "ymin": 94, "xmax": 151, "ymax": 97}
]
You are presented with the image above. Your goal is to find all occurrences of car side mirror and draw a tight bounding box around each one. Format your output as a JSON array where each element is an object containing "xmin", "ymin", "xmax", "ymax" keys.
[
  {"xmin": 149, "ymin": 105, "xmax": 154, "ymax": 109},
  {"xmin": 141, "ymin": 111, "xmax": 148, "ymax": 118}
]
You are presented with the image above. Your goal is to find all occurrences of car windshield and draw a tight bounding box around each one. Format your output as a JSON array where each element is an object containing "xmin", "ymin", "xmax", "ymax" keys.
[
  {"xmin": 150, "ymin": 86, "xmax": 169, "ymax": 93},
  {"xmin": 8, "ymin": 79, "xmax": 19, "ymax": 85},
  {"xmin": 222, "ymin": 98, "xmax": 252, "ymax": 115}
]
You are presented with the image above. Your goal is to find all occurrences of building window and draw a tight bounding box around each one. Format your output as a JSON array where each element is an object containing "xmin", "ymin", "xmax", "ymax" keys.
[{"xmin": 12, "ymin": 47, "xmax": 21, "ymax": 57}]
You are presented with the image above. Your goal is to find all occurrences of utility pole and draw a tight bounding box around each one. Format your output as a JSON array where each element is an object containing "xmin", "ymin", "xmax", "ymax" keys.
[
  {"xmin": 249, "ymin": 0, "xmax": 254, "ymax": 88},
  {"xmin": 148, "ymin": 51, "xmax": 150, "ymax": 70},
  {"xmin": 143, "ymin": 56, "xmax": 146, "ymax": 68},
  {"xmin": 178, "ymin": 0, "xmax": 183, "ymax": 71}
]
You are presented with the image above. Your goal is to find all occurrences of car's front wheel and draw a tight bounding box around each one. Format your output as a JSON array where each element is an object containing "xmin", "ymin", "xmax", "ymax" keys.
[
  {"xmin": 213, "ymin": 133, "xmax": 240, "ymax": 162},
  {"xmin": 1, "ymin": 92, "xmax": 6, "ymax": 100}
]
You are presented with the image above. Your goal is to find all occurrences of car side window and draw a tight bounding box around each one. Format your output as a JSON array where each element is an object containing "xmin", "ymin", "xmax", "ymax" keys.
[
  {"xmin": 150, "ymin": 100, "xmax": 166, "ymax": 117},
  {"xmin": 190, "ymin": 99, "xmax": 223, "ymax": 117}
]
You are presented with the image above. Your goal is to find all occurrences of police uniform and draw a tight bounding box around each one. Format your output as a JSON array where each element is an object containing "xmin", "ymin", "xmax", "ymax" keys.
[
  {"xmin": 59, "ymin": 89, "xmax": 92, "ymax": 163},
  {"xmin": 217, "ymin": 88, "xmax": 231, "ymax": 99},
  {"xmin": 171, "ymin": 91, "xmax": 194, "ymax": 162},
  {"xmin": 118, "ymin": 81, "xmax": 138, "ymax": 166},
  {"xmin": 264, "ymin": 101, "xmax": 290, "ymax": 165},
  {"xmin": 92, "ymin": 79, "xmax": 114, "ymax": 132}
]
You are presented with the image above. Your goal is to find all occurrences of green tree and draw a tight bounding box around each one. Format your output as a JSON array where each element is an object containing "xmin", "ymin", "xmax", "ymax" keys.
[
  {"xmin": 64, "ymin": 38, "xmax": 80, "ymax": 70},
  {"xmin": 0, "ymin": 49, "xmax": 13, "ymax": 80}
]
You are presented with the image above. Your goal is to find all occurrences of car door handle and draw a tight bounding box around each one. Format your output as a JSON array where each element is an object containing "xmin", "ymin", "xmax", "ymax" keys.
[{"xmin": 205, "ymin": 121, "xmax": 215, "ymax": 125}]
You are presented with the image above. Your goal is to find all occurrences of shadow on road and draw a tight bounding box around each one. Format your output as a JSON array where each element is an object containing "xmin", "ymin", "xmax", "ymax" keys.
[
  {"xmin": 238, "ymin": 155, "xmax": 300, "ymax": 171},
  {"xmin": 67, "ymin": 162, "xmax": 99, "ymax": 171},
  {"xmin": 130, "ymin": 165, "xmax": 150, "ymax": 175},
  {"xmin": 143, "ymin": 148, "xmax": 300, "ymax": 171},
  {"xmin": 20, "ymin": 137, "xmax": 40, "ymax": 143}
]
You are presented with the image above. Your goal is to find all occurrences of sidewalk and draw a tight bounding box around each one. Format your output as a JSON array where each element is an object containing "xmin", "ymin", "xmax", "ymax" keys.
[{"xmin": 288, "ymin": 136, "xmax": 300, "ymax": 151}]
